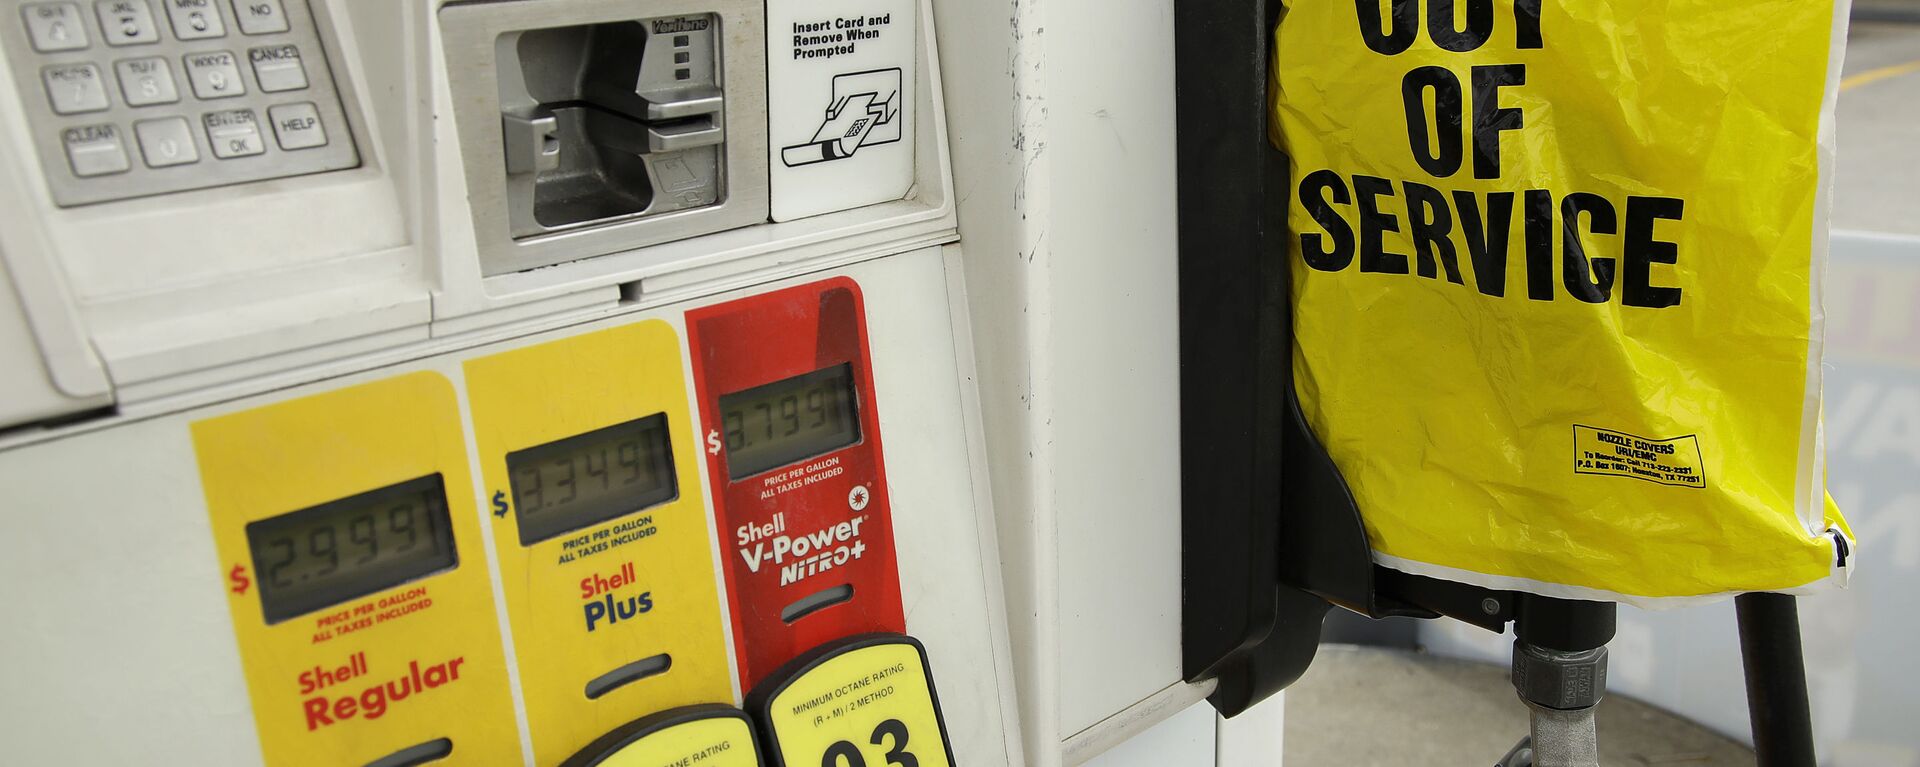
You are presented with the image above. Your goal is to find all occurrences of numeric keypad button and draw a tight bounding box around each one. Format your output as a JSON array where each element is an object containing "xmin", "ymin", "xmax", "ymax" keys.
[
  {"xmin": 183, "ymin": 50, "xmax": 245, "ymax": 99},
  {"xmin": 135, "ymin": 116, "xmax": 199, "ymax": 167},
  {"xmin": 115, "ymin": 57, "xmax": 180, "ymax": 106},
  {"xmin": 22, "ymin": 3, "xmax": 89, "ymax": 52},
  {"xmin": 94, "ymin": 0, "xmax": 159, "ymax": 46},
  {"xmin": 42, "ymin": 63, "xmax": 110, "ymax": 114},
  {"xmin": 162, "ymin": 0, "xmax": 224, "ymax": 39}
]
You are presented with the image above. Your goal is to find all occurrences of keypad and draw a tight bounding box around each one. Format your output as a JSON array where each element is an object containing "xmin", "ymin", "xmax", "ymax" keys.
[
  {"xmin": 94, "ymin": 0, "xmax": 159, "ymax": 46},
  {"xmin": 3, "ymin": 0, "xmax": 358, "ymax": 206}
]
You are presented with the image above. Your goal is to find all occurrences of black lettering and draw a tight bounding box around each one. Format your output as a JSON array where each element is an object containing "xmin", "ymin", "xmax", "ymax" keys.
[
  {"xmin": 1455, "ymin": 191, "xmax": 1514, "ymax": 297},
  {"xmin": 1355, "ymin": 0, "xmax": 1419, "ymax": 55},
  {"xmin": 1355, "ymin": 175, "xmax": 1410, "ymax": 274},
  {"xmin": 1622, "ymin": 196, "xmax": 1684, "ymax": 308},
  {"xmin": 1514, "ymin": 0, "xmax": 1544, "ymax": 49},
  {"xmin": 1299, "ymin": 170, "xmax": 1356, "ymax": 271},
  {"xmin": 1561, "ymin": 192, "xmax": 1618, "ymax": 303},
  {"xmin": 1524, "ymin": 189, "xmax": 1555, "ymax": 301},
  {"xmin": 1403, "ymin": 182, "xmax": 1464, "ymax": 283},
  {"xmin": 1470, "ymin": 64, "xmax": 1526, "ymax": 179},
  {"xmin": 1402, "ymin": 67, "xmax": 1465, "ymax": 178},
  {"xmin": 1428, "ymin": 0, "xmax": 1494, "ymax": 52}
]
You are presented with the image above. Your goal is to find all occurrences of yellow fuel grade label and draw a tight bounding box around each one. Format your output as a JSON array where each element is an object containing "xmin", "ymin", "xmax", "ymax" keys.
[
  {"xmin": 465, "ymin": 320, "xmax": 736, "ymax": 765},
  {"xmin": 752, "ymin": 635, "xmax": 954, "ymax": 767},
  {"xmin": 561, "ymin": 705, "xmax": 761, "ymax": 767},
  {"xmin": 192, "ymin": 372, "xmax": 521, "ymax": 766}
]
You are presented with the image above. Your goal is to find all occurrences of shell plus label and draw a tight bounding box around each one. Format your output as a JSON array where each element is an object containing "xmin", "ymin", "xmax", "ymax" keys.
[
  {"xmin": 749, "ymin": 636, "xmax": 953, "ymax": 767},
  {"xmin": 192, "ymin": 372, "xmax": 520, "ymax": 767},
  {"xmin": 766, "ymin": 0, "xmax": 916, "ymax": 221},
  {"xmin": 464, "ymin": 320, "xmax": 735, "ymax": 766}
]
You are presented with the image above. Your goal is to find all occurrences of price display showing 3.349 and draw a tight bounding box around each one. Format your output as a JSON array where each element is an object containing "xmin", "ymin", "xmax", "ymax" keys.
[{"xmin": 750, "ymin": 635, "xmax": 954, "ymax": 767}]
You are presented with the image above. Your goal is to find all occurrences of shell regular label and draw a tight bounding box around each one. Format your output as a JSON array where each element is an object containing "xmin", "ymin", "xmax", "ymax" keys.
[
  {"xmin": 687, "ymin": 278, "xmax": 905, "ymax": 693},
  {"xmin": 191, "ymin": 372, "xmax": 520, "ymax": 766},
  {"xmin": 463, "ymin": 320, "xmax": 735, "ymax": 766},
  {"xmin": 751, "ymin": 636, "xmax": 953, "ymax": 767}
]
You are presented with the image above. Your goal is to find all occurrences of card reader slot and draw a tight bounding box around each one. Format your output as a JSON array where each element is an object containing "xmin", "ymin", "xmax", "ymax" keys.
[
  {"xmin": 781, "ymin": 583, "xmax": 855, "ymax": 624},
  {"xmin": 585, "ymin": 653, "xmax": 673, "ymax": 700},
  {"xmin": 364, "ymin": 738, "xmax": 453, "ymax": 767}
]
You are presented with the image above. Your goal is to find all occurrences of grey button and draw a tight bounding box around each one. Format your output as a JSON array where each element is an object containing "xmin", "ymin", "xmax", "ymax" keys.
[
  {"xmin": 115, "ymin": 57, "xmax": 179, "ymax": 106},
  {"xmin": 247, "ymin": 44, "xmax": 305, "ymax": 92},
  {"xmin": 42, "ymin": 63, "xmax": 110, "ymax": 114},
  {"xmin": 228, "ymin": 0, "xmax": 286, "ymax": 34},
  {"xmin": 268, "ymin": 101, "xmax": 324, "ymax": 149},
  {"xmin": 135, "ymin": 116, "xmax": 198, "ymax": 167},
  {"xmin": 94, "ymin": 0, "xmax": 158, "ymax": 46},
  {"xmin": 183, "ymin": 50, "xmax": 245, "ymax": 98},
  {"xmin": 162, "ymin": 0, "xmax": 223, "ymax": 39},
  {"xmin": 23, "ymin": 3, "xmax": 89, "ymax": 52},
  {"xmin": 203, "ymin": 108, "xmax": 263, "ymax": 158},
  {"xmin": 62, "ymin": 123, "xmax": 129, "ymax": 176}
]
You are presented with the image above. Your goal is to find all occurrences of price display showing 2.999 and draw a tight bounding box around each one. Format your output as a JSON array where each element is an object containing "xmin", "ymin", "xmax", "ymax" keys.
[{"xmin": 244, "ymin": 474, "xmax": 458, "ymax": 624}]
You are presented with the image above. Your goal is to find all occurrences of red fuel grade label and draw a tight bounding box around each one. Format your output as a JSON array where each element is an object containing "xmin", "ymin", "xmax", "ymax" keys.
[{"xmin": 687, "ymin": 278, "xmax": 905, "ymax": 691}]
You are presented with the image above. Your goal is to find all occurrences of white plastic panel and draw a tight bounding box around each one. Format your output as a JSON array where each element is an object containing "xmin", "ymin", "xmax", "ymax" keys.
[{"xmin": 1047, "ymin": 0, "xmax": 1184, "ymax": 738}]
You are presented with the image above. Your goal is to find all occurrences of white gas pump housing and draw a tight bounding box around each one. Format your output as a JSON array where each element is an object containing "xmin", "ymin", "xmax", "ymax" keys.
[{"xmin": 0, "ymin": 0, "xmax": 1289, "ymax": 765}]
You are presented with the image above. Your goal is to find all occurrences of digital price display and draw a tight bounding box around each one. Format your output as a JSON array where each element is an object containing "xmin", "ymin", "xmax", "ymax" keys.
[
  {"xmin": 506, "ymin": 413, "xmax": 678, "ymax": 545},
  {"xmin": 719, "ymin": 364, "xmax": 860, "ymax": 479},
  {"xmin": 244, "ymin": 474, "xmax": 458, "ymax": 625}
]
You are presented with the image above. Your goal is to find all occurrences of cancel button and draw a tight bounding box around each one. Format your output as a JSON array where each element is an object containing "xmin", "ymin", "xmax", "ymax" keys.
[{"xmin": 269, "ymin": 102, "xmax": 328, "ymax": 150}]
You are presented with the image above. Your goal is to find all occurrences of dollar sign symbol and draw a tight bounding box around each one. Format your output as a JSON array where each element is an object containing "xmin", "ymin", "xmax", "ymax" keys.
[
  {"xmin": 228, "ymin": 564, "xmax": 251, "ymax": 595},
  {"xmin": 707, "ymin": 429, "xmax": 723, "ymax": 455},
  {"xmin": 492, "ymin": 490, "xmax": 509, "ymax": 518}
]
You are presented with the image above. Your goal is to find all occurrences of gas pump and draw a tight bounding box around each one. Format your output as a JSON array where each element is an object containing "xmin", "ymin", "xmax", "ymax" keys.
[{"xmin": 0, "ymin": 0, "xmax": 1270, "ymax": 765}]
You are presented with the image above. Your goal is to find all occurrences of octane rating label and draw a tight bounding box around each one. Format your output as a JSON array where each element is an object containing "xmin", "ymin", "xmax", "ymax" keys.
[
  {"xmin": 1573, "ymin": 425, "xmax": 1706, "ymax": 489},
  {"xmin": 580, "ymin": 711, "xmax": 759, "ymax": 767},
  {"xmin": 754, "ymin": 636, "xmax": 953, "ymax": 767}
]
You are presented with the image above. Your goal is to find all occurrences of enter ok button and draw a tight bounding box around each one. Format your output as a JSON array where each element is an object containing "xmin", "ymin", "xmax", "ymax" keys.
[{"xmin": 268, "ymin": 102, "xmax": 326, "ymax": 150}]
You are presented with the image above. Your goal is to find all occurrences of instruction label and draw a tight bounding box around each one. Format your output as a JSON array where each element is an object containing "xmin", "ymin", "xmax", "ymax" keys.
[
  {"xmin": 1574, "ymin": 426, "xmax": 1705, "ymax": 489},
  {"xmin": 752, "ymin": 637, "xmax": 953, "ymax": 767},
  {"xmin": 766, "ymin": 0, "xmax": 916, "ymax": 221}
]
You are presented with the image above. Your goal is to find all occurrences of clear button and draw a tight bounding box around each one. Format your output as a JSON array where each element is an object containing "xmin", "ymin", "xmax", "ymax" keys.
[
  {"xmin": 268, "ymin": 102, "xmax": 325, "ymax": 149},
  {"xmin": 203, "ymin": 108, "xmax": 263, "ymax": 158},
  {"xmin": 162, "ymin": 0, "xmax": 223, "ymax": 39},
  {"xmin": 62, "ymin": 123, "xmax": 130, "ymax": 177},
  {"xmin": 135, "ymin": 116, "xmax": 199, "ymax": 167},
  {"xmin": 94, "ymin": 0, "xmax": 159, "ymax": 46},
  {"xmin": 22, "ymin": 3, "xmax": 89, "ymax": 52},
  {"xmin": 115, "ymin": 57, "xmax": 179, "ymax": 106},
  {"xmin": 183, "ymin": 50, "xmax": 245, "ymax": 99},
  {"xmin": 42, "ymin": 63, "xmax": 110, "ymax": 114},
  {"xmin": 247, "ymin": 44, "xmax": 305, "ymax": 92},
  {"xmin": 228, "ymin": 0, "xmax": 285, "ymax": 34}
]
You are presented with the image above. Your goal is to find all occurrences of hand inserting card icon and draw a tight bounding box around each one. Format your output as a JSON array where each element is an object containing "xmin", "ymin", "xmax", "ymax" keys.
[{"xmin": 781, "ymin": 68, "xmax": 905, "ymax": 167}]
